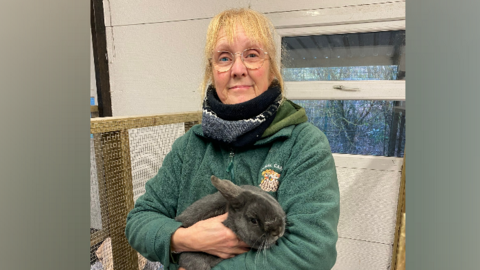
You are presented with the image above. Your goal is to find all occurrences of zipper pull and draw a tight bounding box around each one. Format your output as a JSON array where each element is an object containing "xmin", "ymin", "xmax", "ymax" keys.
[{"xmin": 226, "ymin": 150, "xmax": 235, "ymax": 181}]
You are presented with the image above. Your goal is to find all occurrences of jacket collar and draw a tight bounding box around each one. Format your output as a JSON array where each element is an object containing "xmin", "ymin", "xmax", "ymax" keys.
[{"xmin": 254, "ymin": 125, "xmax": 295, "ymax": 145}]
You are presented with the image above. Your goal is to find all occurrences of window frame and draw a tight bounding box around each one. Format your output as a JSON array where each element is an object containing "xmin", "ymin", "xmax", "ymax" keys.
[
  {"xmin": 273, "ymin": 18, "xmax": 405, "ymax": 101},
  {"xmin": 271, "ymin": 8, "xmax": 406, "ymax": 157}
]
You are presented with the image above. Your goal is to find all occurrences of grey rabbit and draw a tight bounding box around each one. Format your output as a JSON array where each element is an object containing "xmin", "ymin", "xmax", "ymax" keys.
[{"xmin": 174, "ymin": 175, "xmax": 286, "ymax": 270}]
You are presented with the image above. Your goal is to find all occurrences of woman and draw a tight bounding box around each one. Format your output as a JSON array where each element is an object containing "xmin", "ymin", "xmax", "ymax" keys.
[{"xmin": 126, "ymin": 8, "xmax": 340, "ymax": 270}]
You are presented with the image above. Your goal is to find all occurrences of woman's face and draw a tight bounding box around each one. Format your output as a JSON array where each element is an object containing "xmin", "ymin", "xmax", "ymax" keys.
[{"xmin": 212, "ymin": 25, "xmax": 271, "ymax": 105}]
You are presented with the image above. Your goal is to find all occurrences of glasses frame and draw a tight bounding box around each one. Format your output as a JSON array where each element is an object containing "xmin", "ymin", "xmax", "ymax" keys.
[{"xmin": 210, "ymin": 47, "xmax": 269, "ymax": 73}]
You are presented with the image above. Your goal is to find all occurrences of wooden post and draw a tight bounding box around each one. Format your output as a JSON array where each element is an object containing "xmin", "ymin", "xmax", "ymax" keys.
[
  {"xmin": 395, "ymin": 213, "xmax": 406, "ymax": 270},
  {"xmin": 184, "ymin": 120, "xmax": 200, "ymax": 133},
  {"xmin": 391, "ymin": 153, "xmax": 406, "ymax": 270},
  {"xmin": 91, "ymin": 0, "xmax": 112, "ymax": 117},
  {"xmin": 101, "ymin": 130, "xmax": 138, "ymax": 270}
]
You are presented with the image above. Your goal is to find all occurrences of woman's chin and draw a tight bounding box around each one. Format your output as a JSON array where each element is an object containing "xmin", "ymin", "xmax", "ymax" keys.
[{"xmin": 225, "ymin": 93, "xmax": 256, "ymax": 105}]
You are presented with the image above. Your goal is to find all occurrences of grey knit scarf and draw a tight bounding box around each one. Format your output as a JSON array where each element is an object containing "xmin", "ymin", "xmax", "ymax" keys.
[{"xmin": 201, "ymin": 84, "xmax": 282, "ymax": 148}]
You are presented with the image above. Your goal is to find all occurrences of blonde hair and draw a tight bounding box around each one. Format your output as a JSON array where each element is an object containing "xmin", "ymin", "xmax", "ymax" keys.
[{"xmin": 200, "ymin": 8, "xmax": 284, "ymax": 99}]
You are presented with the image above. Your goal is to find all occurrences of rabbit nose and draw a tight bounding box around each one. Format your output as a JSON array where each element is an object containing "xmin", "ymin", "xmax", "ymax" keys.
[{"xmin": 270, "ymin": 229, "xmax": 281, "ymax": 237}]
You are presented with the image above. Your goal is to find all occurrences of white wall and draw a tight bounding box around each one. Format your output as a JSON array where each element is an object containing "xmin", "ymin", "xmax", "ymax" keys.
[{"xmin": 100, "ymin": 0, "xmax": 405, "ymax": 116}]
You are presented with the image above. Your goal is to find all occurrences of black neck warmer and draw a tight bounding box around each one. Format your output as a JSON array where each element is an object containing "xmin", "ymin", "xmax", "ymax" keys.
[{"xmin": 202, "ymin": 83, "xmax": 282, "ymax": 148}]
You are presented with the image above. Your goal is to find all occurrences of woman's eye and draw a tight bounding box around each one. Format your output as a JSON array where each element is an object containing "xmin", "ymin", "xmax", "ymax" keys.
[
  {"xmin": 244, "ymin": 50, "xmax": 260, "ymax": 59},
  {"xmin": 250, "ymin": 218, "xmax": 258, "ymax": 224},
  {"xmin": 215, "ymin": 52, "xmax": 232, "ymax": 63},
  {"xmin": 219, "ymin": 57, "xmax": 231, "ymax": 62}
]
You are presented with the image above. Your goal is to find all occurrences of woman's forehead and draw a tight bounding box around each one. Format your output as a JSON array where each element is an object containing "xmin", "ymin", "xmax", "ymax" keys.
[
  {"xmin": 214, "ymin": 26, "xmax": 263, "ymax": 49},
  {"xmin": 214, "ymin": 39, "xmax": 261, "ymax": 50}
]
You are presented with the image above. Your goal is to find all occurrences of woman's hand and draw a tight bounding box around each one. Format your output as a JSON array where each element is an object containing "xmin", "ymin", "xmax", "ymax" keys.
[{"xmin": 171, "ymin": 213, "xmax": 250, "ymax": 259}]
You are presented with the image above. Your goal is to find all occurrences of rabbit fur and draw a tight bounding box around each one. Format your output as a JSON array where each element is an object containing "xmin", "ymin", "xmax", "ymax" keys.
[{"xmin": 174, "ymin": 175, "xmax": 286, "ymax": 270}]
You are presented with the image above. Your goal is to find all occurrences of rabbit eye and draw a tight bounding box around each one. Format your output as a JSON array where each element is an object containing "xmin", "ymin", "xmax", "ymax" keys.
[{"xmin": 250, "ymin": 218, "xmax": 258, "ymax": 225}]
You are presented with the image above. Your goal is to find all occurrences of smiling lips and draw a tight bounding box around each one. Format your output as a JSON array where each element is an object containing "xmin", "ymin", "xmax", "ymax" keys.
[{"xmin": 229, "ymin": 85, "xmax": 252, "ymax": 90}]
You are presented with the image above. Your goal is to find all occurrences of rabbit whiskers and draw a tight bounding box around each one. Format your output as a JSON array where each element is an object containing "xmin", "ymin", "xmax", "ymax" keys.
[
  {"xmin": 253, "ymin": 235, "xmax": 271, "ymax": 268},
  {"xmin": 253, "ymin": 233, "xmax": 265, "ymax": 266}
]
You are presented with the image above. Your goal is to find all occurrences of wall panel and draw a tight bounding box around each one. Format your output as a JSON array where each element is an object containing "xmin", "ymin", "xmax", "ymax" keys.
[{"xmin": 105, "ymin": 20, "xmax": 209, "ymax": 116}]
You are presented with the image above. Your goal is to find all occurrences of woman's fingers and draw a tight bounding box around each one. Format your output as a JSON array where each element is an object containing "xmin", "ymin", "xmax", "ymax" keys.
[
  {"xmin": 213, "ymin": 212, "xmax": 228, "ymax": 221},
  {"xmin": 237, "ymin": 239, "xmax": 250, "ymax": 248},
  {"xmin": 185, "ymin": 212, "xmax": 251, "ymax": 257},
  {"xmin": 232, "ymin": 246, "xmax": 251, "ymax": 254},
  {"xmin": 215, "ymin": 247, "xmax": 248, "ymax": 258},
  {"xmin": 215, "ymin": 252, "xmax": 236, "ymax": 259}
]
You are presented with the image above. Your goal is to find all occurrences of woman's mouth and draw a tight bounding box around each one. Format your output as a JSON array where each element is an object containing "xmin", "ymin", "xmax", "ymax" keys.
[{"xmin": 229, "ymin": 85, "xmax": 252, "ymax": 90}]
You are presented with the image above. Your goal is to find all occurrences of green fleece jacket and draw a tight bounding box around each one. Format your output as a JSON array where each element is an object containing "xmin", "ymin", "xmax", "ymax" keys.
[{"xmin": 125, "ymin": 100, "xmax": 340, "ymax": 270}]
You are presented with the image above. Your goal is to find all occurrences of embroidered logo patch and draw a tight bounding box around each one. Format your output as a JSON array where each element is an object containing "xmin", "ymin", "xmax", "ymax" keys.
[{"xmin": 259, "ymin": 169, "xmax": 280, "ymax": 192}]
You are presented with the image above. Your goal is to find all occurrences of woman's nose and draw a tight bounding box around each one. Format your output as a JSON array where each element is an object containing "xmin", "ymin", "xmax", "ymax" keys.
[{"xmin": 231, "ymin": 54, "xmax": 247, "ymax": 77}]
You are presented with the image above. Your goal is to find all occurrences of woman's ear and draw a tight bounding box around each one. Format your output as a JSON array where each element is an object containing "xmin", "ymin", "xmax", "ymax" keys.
[{"xmin": 269, "ymin": 71, "xmax": 275, "ymax": 84}]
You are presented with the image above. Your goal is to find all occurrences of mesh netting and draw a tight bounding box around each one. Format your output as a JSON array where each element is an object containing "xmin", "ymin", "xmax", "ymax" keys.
[
  {"xmin": 90, "ymin": 113, "xmax": 200, "ymax": 270},
  {"xmin": 129, "ymin": 124, "xmax": 184, "ymax": 203}
]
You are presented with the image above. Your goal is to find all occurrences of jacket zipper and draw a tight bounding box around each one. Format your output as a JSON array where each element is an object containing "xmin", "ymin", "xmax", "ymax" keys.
[{"xmin": 226, "ymin": 149, "xmax": 235, "ymax": 181}]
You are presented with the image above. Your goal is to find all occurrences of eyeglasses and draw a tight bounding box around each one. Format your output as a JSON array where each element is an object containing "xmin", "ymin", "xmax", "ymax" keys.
[{"xmin": 211, "ymin": 47, "xmax": 269, "ymax": 72}]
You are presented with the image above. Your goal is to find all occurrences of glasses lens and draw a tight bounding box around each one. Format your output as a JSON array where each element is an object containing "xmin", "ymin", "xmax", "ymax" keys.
[
  {"xmin": 242, "ymin": 48, "xmax": 265, "ymax": 69},
  {"xmin": 212, "ymin": 48, "xmax": 267, "ymax": 72},
  {"xmin": 213, "ymin": 51, "xmax": 233, "ymax": 72}
]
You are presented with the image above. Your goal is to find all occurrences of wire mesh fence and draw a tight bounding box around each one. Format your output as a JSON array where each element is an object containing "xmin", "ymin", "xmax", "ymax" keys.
[{"xmin": 90, "ymin": 112, "xmax": 201, "ymax": 270}]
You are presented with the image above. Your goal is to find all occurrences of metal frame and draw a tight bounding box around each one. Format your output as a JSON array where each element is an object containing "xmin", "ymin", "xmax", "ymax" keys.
[{"xmin": 273, "ymin": 12, "xmax": 405, "ymax": 101}]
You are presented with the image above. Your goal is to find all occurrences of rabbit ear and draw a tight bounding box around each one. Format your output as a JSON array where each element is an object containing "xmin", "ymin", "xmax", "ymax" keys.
[{"xmin": 211, "ymin": 175, "xmax": 244, "ymax": 207}]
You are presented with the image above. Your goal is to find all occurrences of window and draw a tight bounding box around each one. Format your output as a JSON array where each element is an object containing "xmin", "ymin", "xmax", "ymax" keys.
[
  {"xmin": 282, "ymin": 31, "xmax": 405, "ymax": 81},
  {"xmin": 280, "ymin": 29, "xmax": 405, "ymax": 157},
  {"xmin": 293, "ymin": 100, "xmax": 405, "ymax": 157}
]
